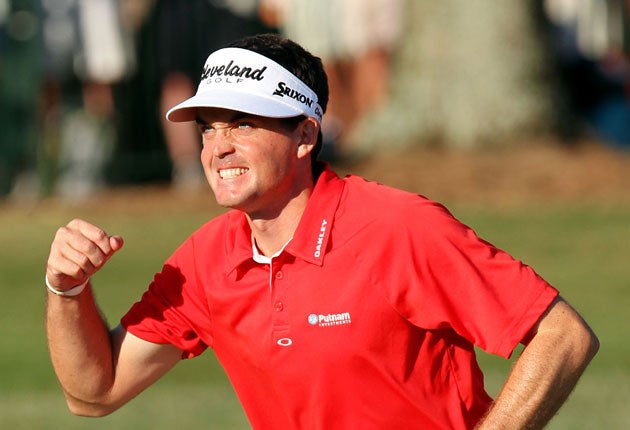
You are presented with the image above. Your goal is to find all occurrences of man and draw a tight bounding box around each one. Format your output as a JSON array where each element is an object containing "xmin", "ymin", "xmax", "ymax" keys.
[{"xmin": 45, "ymin": 34, "xmax": 599, "ymax": 429}]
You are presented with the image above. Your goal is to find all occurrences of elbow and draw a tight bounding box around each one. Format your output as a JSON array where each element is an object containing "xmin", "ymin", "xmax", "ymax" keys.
[
  {"xmin": 64, "ymin": 394, "xmax": 121, "ymax": 417},
  {"xmin": 543, "ymin": 297, "xmax": 600, "ymax": 367},
  {"xmin": 567, "ymin": 315, "xmax": 600, "ymax": 371},
  {"xmin": 67, "ymin": 401, "xmax": 118, "ymax": 418},
  {"xmin": 583, "ymin": 325, "xmax": 600, "ymax": 364}
]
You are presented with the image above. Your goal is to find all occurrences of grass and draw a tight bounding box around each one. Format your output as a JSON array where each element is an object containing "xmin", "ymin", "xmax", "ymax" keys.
[{"xmin": 1, "ymin": 193, "xmax": 628, "ymax": 429}]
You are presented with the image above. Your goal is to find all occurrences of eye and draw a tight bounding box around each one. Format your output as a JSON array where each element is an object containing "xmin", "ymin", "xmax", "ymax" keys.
[
  {"xmin": 235, "ymin": 120, "xmax": 253, "ymax": 130},
  {"xmin": 197, "ymin": 122, "xmax": 214, "ymax": 134},
  {"xmin": 232, "ymin": 120, "xmax": 256, "ymax": 136}
]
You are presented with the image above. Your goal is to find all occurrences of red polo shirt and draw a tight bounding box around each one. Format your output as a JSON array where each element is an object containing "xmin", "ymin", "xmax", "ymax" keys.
[{"xmin": 121, "ymin": 165, "xmax": 558, "ymax": 429}]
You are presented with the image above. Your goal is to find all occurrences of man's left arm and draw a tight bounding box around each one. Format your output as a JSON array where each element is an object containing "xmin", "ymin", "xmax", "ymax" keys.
[{"xmin": 477, "ymin": 296, "xmax": 599, "ymax": 429}]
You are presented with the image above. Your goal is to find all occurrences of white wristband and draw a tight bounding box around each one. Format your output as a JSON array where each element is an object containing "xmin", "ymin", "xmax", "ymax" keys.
[{"xmin": 45, "ymin": 275, "xmax": 89, "ymax": 297}]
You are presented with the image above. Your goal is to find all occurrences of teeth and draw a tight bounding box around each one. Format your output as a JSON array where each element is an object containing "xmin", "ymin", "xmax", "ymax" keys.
[{"xmin": 219, "ymin": 167, "xmax": 248, "ymax": 179}]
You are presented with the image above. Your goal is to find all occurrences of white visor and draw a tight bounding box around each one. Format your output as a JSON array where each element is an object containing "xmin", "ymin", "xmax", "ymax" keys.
[{"xmin": 166, "ymin": 48, "xmax": 323, "ymax": 124}]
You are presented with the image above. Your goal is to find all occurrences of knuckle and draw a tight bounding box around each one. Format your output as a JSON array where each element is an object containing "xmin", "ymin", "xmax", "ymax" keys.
[
  {"xmin": 67, "ymin": 218, "xmax": 82, "ymax": 228},
  {"xmin": 94, "ymin": 229, "xmax": 108, "ymax": 242},
  {"xmin": 54, "ymin": 226, "xmax": 70, "ymax": 240}
]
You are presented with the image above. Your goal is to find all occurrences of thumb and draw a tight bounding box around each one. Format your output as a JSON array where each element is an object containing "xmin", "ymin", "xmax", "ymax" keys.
[{"xmin": 109, "ymin": 235, "xmax": 124, "ymax": 253}]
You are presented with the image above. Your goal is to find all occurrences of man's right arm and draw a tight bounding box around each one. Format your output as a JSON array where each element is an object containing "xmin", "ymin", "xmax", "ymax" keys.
[{"xmin": 45, "ymin": 219, "xmax": 182, "ymax": 416}]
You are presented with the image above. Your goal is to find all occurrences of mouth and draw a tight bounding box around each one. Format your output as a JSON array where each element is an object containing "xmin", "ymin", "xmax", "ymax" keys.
[{"xmin": 218, "ymin": 167, "xmax": 249, "ymax": 179}]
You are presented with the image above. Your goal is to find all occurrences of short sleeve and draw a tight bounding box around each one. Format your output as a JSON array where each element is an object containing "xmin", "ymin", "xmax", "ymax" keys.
[
  {"xmin": 383, "ymin": 200, "xmax": 558, "ymax": 358},
  {"xmin": 121, "ymin": 239, "xmax": 212, "ymax": 359}
]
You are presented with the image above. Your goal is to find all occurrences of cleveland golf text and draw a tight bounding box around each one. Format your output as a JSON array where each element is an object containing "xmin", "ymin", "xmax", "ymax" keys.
[{"xmin": 201, "ymin": 60, "xmax": 266, "ymax": 82}]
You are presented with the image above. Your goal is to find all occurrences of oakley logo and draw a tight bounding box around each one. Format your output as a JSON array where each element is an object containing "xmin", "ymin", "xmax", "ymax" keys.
[
  {"xmin": 276, "ymin": 338, "xmax": 293, "ymax": 347},
  {"xmin": 201, "ymin": 60, "xmax": 267, "ymax": 82},
  {"xmin": 314, "ymin": 219, "xmax": 328, "ymax": 258},
  {"xmin": 273, "ymin": 82, "xmax": 315, "ymax": 108}
]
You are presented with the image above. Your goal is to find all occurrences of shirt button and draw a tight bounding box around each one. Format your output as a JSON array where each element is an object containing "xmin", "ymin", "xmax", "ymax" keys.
[
  {"xmin": 275, "ymin": 271, "xmax": 284, "ymax": 280},
  {"xmin": 274, "ymin": 301, "xmax": 284, "ymax": 312}
]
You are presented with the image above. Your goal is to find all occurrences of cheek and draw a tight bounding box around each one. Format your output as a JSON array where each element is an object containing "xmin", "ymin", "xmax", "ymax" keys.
[
  {"xmin": 200, "ymin": 144, "xmax": 214, "ymax": 166},
  {"xmin": 200, "ymin": 140, "xmax": 211, "ymax": 156},
  {"xmin": 199, "ymin": 148, "xmax": 215, "ymax": 180}
]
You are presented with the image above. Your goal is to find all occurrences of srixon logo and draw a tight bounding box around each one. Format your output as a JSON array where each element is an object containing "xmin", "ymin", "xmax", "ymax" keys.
[
  {"xmin": 273, "ymin": 82, "xmax": 315, "ymax": 108},
  {"xmin": 201, "ymin": 60, "xmax": 267, "ymax": 83}
]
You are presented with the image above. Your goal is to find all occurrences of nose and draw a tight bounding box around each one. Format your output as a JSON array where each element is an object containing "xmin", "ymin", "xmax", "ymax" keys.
[{"xmin": 211, "ymin": 130, "xmax": 236, "ymax": 158}]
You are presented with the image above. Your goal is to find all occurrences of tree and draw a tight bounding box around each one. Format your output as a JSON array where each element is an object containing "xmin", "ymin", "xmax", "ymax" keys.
[{"xmin": 354, "ymin": 0, "xmax": 554, "ymax": 149}]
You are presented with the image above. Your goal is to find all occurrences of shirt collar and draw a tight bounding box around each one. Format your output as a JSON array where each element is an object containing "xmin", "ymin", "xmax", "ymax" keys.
[
  {"xmin": 284, "ymin": 164, "xmax": 344, "ymax": 266},
  {"xmin": 223, "ymin": 211, "xmax": 254, "ymax": 274},
  {"xmin": 224, "ymin": 164, "xmax": 345, "ymax": 273}
]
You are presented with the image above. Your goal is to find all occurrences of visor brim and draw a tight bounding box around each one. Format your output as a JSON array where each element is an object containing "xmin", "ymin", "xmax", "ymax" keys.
[{"xmin": 166, "ymin": 89, "xmax": 306, "ymax": 122}]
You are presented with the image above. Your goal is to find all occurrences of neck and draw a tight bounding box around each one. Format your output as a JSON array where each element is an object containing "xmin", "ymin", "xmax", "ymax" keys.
[{"xmin": 247, "ymin": 186, "xmax": 312, "ymax": 257}]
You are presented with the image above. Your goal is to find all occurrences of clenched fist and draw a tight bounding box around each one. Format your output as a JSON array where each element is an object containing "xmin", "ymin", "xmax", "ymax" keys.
[{"xmin": 46, "ymin": 219, "xmax": 124, "ymax": 292}]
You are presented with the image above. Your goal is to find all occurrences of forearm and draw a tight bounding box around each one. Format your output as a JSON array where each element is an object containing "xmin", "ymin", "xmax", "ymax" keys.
[
  {"xmin": 477, "ymin": 299, "xmax": 599, "ymax": 429},
  {"xmin": 43, "ymin": 219, "xmax": 169, "ymax": 416},
  {"xmin": 46, "ymin": 283, "xmax": 116, "ymax": 412}
]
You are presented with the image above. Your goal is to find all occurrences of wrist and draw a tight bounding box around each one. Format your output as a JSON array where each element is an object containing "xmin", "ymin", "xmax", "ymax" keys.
[{"xmin": 45, "ymin": 275, "xmax": 89, "ymax": 297}]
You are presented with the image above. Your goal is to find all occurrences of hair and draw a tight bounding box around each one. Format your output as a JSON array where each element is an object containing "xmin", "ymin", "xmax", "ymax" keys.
[{"xmin": 227, "ymin": 34, "xmax": 329, "ymax": 176}]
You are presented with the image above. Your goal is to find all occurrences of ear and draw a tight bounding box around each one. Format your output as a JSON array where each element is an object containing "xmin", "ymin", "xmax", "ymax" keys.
[{"xmin": 296, "ymin": 118, "xmax": 319, "ymax": 159}]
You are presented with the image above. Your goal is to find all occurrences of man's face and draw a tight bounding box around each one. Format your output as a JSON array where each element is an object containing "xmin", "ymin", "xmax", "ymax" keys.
[{"xmin": 196, "ymin": 108, "xmax": 314, "ymax": 217}]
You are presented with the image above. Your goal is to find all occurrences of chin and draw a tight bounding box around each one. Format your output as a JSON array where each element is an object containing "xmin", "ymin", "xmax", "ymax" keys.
[{"xmin": 213, "ymin": 194, "xmax": 249, "ymax": 211}]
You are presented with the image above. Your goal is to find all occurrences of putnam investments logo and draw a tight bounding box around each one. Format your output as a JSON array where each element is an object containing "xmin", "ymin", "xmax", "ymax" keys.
[{"xmin": 308, "ymin": 312, "xmax": 352, "ymax": 327}]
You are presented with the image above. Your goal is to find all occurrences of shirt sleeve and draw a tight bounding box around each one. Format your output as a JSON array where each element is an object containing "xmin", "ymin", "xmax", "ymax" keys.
[
  {"xmin": 383, "ymin": 199, "xmax": 558, "ymax": 358},
  {"xmin": 120, "ymin": 238, "xmax": 212, "ymax": 359}
]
